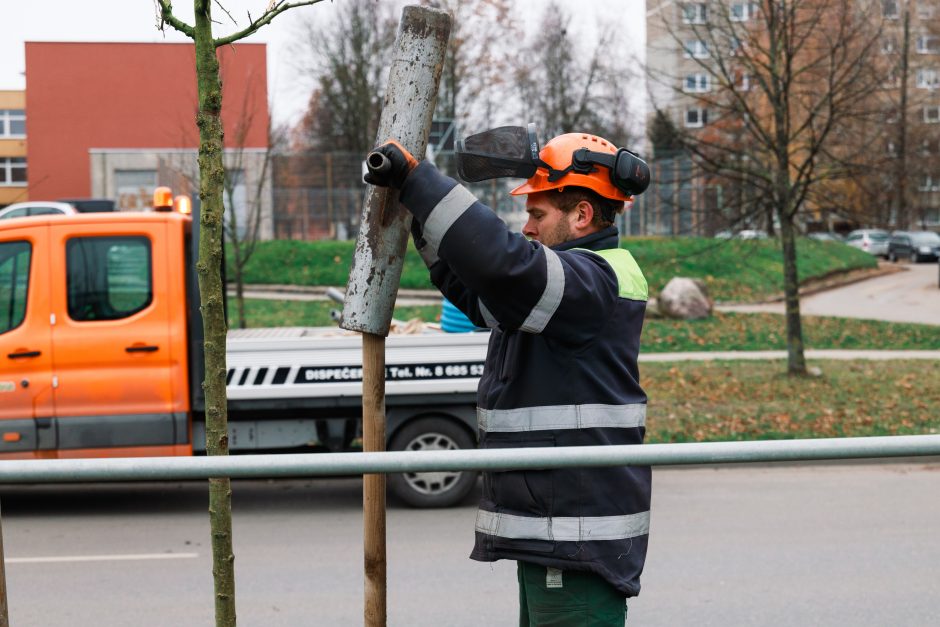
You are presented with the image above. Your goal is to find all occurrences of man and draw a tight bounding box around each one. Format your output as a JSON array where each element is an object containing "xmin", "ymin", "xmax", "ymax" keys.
[{"xmin": 366, "ymin": 131, "xmax": 651, "ymax": 626}]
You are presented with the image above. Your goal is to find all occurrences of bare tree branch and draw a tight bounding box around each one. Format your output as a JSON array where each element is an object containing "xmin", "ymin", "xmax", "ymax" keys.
[
  {"xmin": 214, "ymin": 0, "xmax": 326, "ymax": 48},
  {"xmin": 155, "ymin": 0, "xmax": 195, "ymax": 38}
]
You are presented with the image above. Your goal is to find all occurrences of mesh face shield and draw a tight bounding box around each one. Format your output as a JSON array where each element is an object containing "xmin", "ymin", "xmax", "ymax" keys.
[
  {"xmin": 455, "ymin": 123, "xmax": 651, "ymax": 199},
  {"xmin": 455, "ymin": 124, "xmax": 540, "ymax": 182}
]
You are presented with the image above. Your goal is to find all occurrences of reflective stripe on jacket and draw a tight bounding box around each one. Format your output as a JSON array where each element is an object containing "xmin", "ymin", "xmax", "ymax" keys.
[{"xmin": 399, "ymin": 162, "xmax": 651, "ymax": 597}]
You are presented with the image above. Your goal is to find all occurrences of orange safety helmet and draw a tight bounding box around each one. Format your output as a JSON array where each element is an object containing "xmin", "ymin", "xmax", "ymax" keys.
[{"xmin": 510, "ymin": 133, "xmax": 631, "ymax": 202}]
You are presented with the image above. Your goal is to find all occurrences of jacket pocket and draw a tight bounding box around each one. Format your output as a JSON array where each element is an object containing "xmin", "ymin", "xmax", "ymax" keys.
[
  {"xmin": 484, "ymin": 435, "xmax": 555, "ymax": 517},
  {"xmin": 499, "ymin": 331, "xmax": 521, "ymax": 382}
]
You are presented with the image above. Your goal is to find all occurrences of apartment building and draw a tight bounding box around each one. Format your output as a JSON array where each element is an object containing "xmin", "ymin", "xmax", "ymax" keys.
[
  {"xmin": 0, "ymin": 91, "xmax": 27, "ymax": 207},
  {"xmin": 645, "ymin": 0, "xmax": 940, "ymax": 230}
]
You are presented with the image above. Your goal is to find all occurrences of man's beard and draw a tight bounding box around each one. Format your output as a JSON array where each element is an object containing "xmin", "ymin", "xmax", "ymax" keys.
[{"xmin": 541, "ymin": 216, "xmax": 572, "ymax": 248}]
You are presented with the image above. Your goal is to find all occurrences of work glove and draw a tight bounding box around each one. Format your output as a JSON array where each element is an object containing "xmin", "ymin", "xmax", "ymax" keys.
[{"xmin": 363, "ymin": 140, "xmax": 418, "ymax": 189}]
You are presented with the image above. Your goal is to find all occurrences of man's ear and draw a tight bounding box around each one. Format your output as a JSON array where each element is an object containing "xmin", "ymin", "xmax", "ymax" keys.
[{"xmin": 574, "ymin": 200, "xmax": 595, "ymax": 230}]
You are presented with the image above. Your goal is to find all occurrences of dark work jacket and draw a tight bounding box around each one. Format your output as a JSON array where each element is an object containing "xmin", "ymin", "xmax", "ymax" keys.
[{"xmin": 399, "ymin": 162, "xmax": 651, "ymax": 597}]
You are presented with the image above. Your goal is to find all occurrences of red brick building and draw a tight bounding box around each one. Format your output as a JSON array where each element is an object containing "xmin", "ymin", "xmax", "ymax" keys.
[{"xmin": 23, "ymin": 42, "xmax": 271, "ymax": 232}]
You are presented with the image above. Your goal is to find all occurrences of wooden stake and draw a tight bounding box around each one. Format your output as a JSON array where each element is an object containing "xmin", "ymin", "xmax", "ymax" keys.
[
  {"xmin": 338, "ymin": 8, "xmax": 452, "ymax": 626},
  {"xmin": 362, "ymin": 332, "xmax": 387, "ymax": 626}
]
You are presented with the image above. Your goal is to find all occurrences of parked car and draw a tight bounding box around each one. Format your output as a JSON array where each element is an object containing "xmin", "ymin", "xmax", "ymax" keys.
[
  {"xmin": 845, "ymin": 229, "xmax": 890, "ymax": 257},
  {"xmin": 808, "ymin": 232, "xmax": 844, "ymax": 242},
  {"xmin": 887, "ymin": 230, "xmax": 940, "ymax": 262},
  {"xmin": 735, "ymin": 229, "xmax": 769, "ymax": 240},
  {"xmin": 0, "ymin": 201, "xmax": 77, "ymax": 220}
]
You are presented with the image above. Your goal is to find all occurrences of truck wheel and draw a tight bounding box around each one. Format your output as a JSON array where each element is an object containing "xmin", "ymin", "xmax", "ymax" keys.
[{"xmin": 388, "ymin": 417, "xmax": 478, "ymax": 508}]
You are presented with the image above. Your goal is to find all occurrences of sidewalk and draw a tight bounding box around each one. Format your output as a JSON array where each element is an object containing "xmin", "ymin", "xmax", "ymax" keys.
[
  {"xmin": 639, "ymin": 349, "xmax": 940, "ymax": 361},
  {"xmin": 229, "ymin": 284, "xmax": 442, "ymax": 306}
]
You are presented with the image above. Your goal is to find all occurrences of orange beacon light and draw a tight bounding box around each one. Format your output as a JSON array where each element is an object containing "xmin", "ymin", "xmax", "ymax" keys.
[{"xmin": 153, "ymin": 186, "xmax": 174, "ymax": 211}]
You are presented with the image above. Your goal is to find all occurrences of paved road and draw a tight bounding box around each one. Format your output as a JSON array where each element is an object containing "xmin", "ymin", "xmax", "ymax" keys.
[
  {"xmin": 719, "ymin": 262, "xmax": 940, "ymax": 325},
  {"xmin": 2, "ymin": 461, "xmax": 939, "ymax": 626}
]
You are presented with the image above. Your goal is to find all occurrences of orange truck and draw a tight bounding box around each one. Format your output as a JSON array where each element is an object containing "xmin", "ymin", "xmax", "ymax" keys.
[{"xmin": 0, "ymin": 204, "xmax": 489, "ymax": 507}]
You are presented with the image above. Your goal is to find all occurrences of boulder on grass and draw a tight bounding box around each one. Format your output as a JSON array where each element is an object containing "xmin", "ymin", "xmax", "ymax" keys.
[{"xmin": 658, "ymin": 277, "xmax": 713, "ymax": 320}]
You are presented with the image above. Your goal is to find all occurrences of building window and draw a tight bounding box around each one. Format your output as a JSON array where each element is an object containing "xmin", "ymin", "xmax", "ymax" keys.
[
  {"xmin": 734, "ymin": 70, "xmax": 751, "ymax": 91},
  {"xmin": 684, "ymin": 73, "xmax": 711, "ymax": 93},
  {"xmin": 115, "ymin": 170, "xmax": 158, "ymax": 211},
  {"xmin": 917, "ymin": 68, "xmax": 938, "ymax": 88},
  {"xmin": 730, "ymin": 2, "xmax": 757, "ymax": 21},
  {"xmin": 0, "ymin": 158, "xmax": 27, "ymax": 185},
  {"xmin": 917, "ymin": 2, "xmax": 935, "ymax": 19},
  {"xmin": 729, "ymin": 36, "xmax": 744, "ymax": 56},
  {"xmin": 681, "ymin": 3, "xmax": 708, "ymax": 24},
  {"xmin": 686, "ymin": 107, "xmax": 708, "ymax": 128},
  {"xmin": 917, "ymin": 35, "xmax": 940, "ymax": 54},
  {"xmin": 684, "ymin": 40, "xmax": 709, "ymax": 59},
  {"xmin": 0, "ymin": 110, "xmax": 25, "ymax": 138},
  {"xmin": 223, "ymin": 169, "xmax": 249, "ymax": 238},
  {"xmin": 919, "ymin": 175, "xmax": 940, "ymax": 192},
  {"xmin": 924, "ymin": 106, "xmax": 940, "ymax": 123},
  {"xmin": 881, "ymin": 37, "xmax": 897, "ymax": 54},
  {"xmin": 883, "ymin": 0, "xmax": 899, "ymax": 19},
  {"xmin": 885, "ymin": 69, "xmax": 901, "ymax": 88}
]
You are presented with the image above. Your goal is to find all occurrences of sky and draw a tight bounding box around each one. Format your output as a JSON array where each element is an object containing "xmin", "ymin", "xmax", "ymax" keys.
[{"xmin": 1, "ymin": 0, "xmax": 646, "ymax": 127}]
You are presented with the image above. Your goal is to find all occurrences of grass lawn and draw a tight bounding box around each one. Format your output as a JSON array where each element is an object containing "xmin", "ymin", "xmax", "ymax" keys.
[
  {"xmin": 233, "ymin": 299, "xmax": 940, "ymax": 352},
  {"xmin": 231, "ymin": 236, "xmax": 876, "ymax": 303},
  {"xmin": 231, "ymin": 300, "xmax": 938, "ymax": 442},
  {"xmin": 643, "ymin": 360, "xmax": 940, "ymax": 442}
]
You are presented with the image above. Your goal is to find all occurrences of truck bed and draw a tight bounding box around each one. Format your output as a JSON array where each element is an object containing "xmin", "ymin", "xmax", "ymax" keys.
[{"xmin": 225, "ymin": 327, "xmax": 490, "ymax": 405}]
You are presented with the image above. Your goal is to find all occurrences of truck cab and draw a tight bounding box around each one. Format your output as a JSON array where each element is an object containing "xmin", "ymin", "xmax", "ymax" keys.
[{"xmin": 0, "ymin": 211, "xmax": 192, "ymax": 459}]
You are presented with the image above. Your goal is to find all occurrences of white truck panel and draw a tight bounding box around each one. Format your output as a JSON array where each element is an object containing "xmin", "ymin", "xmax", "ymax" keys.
[{"xmin": 225, "ymin": 328, "xmax": 490, "ymax": 401}]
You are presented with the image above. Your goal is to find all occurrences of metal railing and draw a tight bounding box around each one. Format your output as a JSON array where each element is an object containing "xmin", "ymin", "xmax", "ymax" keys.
[
  {"xmin": 1, "ymin": 434, "xmax": 939, "ymax": 484},
  {"xmin": 0, "ymin": 434, "xmax": 938, "ymax": 623}
]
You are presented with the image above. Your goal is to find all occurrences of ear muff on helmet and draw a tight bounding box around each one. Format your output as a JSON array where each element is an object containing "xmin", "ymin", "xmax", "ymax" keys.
[{"xmin": 567, "ymin": 148, "xmax": 651, "ymax": 197}]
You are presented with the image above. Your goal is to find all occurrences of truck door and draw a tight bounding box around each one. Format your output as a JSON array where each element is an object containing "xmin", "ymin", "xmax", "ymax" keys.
[
  {"xmin": 48, "ymin": 221, "xmax": 184, "ymax": 456},
  {"xmin": 0, "ymin": 225, "xmax": 53, "ymax": 456}
]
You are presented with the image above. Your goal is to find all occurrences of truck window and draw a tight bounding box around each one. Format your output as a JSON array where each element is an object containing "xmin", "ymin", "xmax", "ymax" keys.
[
  {"xmin": 0, "ymin": 240, "xmax": 30, "ymax": 334},
  {"xmin": 66, "ymin": 236, "xmax": 152, "ymax": 321}
]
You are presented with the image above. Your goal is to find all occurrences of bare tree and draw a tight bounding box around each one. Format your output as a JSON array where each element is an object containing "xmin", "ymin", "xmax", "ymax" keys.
[
  {"xmin": 517, "ymin": 0, "xmax": 637, "ymax": 145},
  {"xmin": 222, "ymin": 92, "xmax": 286, "ymax": 329},
  {"xmin": 154, "ymin": 2, "xmax": 324, "ymax": 625},
  {"xmin": 420, "ymin": 0, "xmax": 521, "ymax": 133},
  {"xmin": 650, "ymin": 0, "xmax": 883, "ymax": 375},
  {"xmin": 291, "ymin": 0, "xmax": 398, "ymax": 152}
]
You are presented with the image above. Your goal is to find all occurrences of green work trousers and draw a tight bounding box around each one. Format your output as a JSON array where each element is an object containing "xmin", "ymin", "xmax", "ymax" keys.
[{"xmin": 517, "ymin": 561, "xmax": 628, "ymax": 626}]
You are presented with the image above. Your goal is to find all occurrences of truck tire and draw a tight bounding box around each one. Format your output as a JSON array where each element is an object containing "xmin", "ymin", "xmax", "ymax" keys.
[{"xmin": 388, "ymin": 417, "xmax": 478, "ymax": 508}]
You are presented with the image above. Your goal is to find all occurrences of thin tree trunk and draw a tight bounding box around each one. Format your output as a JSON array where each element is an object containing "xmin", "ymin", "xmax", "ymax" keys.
[
  {"xmin": 779, "ymin": 213, "xmax": 807, "ymax": 375},
  {"xmin": 895, "ymin": 8, "xmax": 910, "ymax": 230},
  {"xmin": 236, "ymin": 264, "xmax": 246, "ymax": 330},
  {"xmin": 193, "ymin": 2, "xmax": 236, "ymax": 624}
]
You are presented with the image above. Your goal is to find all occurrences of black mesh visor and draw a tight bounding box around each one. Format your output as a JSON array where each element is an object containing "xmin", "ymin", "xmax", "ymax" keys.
[{"xmin": 455, "ymin": 125, "xmax": 539, "ymax": 182}]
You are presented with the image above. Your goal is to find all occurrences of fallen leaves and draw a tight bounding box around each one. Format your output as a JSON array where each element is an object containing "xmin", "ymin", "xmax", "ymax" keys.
[{"xmin": 644, "ymin": 360, "xmax": 940, "ymax": 443}]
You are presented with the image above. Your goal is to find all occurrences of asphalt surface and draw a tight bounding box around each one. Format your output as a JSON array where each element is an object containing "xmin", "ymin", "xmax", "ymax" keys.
[
  {"xmin": 2, "ymin": 461, "xmax": 939, "ymax": 626},
  {"xmin": 718, "ymin": 262, "xmax": 940, "ymax": 325}
]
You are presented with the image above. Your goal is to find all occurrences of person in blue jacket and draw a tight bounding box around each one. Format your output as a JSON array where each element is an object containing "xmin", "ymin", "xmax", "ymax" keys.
[{"xmin": 365, "ymin": 131, "xmax": 651, "ymax": 626}]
